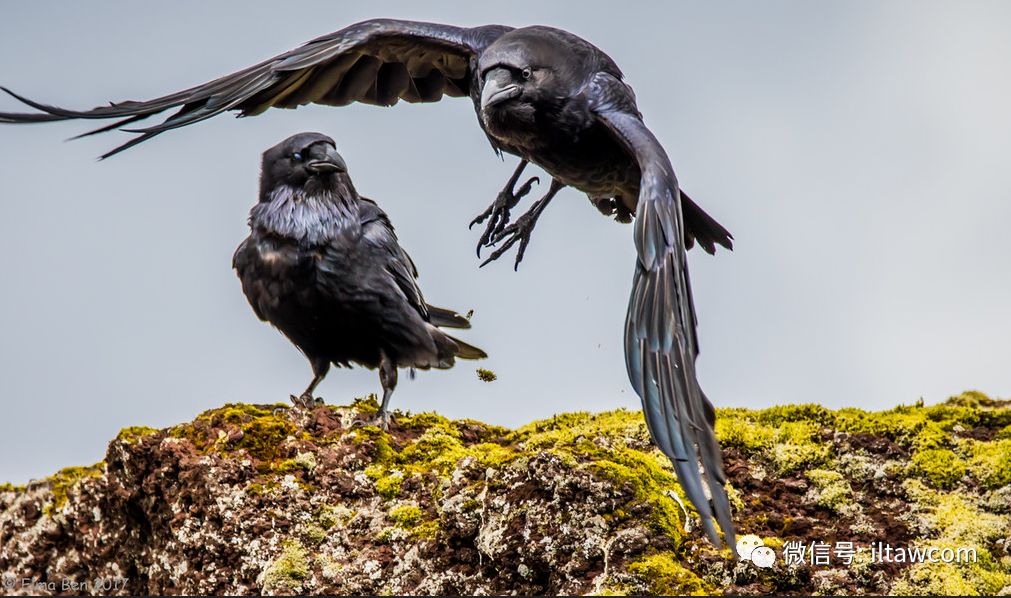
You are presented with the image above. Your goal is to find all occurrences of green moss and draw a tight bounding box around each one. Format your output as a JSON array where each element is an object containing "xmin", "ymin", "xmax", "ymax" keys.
[
  {"xmin": 374, "ymin": 471, "xmax": 404, "ymax": 499},
  {"xmin": 351, "ymin": 395, "xmax": 380, "ymax": 416},
  {"xmin": 965, "ymin": 438, "xmax": 1011, "ymax": 490},
  {"xmin": 234, "ymin": 418, "xmax": 298, "ymax": 463},
  {"xmin": 0, "ymin": 482, "xmax": 27, "ymax": 493},
  {"xmin": 715, "ymin": 413, "xmax": 776, "ymax": 454},
  {"xmin": 806, "ymin": 469, "xmax": 853, "ymax": 511},
  {"xmin": 115, "ymin": 426, "xmax": 158, "ymax": 444},
  {"xmin": 245, "ymin": 480, "xmax": 280, "ymax": 497},
  {"xmin": 771, "ymin": 422, "xmax": 831, "ymax": 475},
  {"xmin": 316, "ymin": 504, "xmax": 353, "ymax": 530},
  {"xmin": 352, "ymin": 426, "xmax": 395, "ymax": 465},
  {"xmin": 897, "ymin": 479, "xmax": 1011, "ymax": 595},
  {"xmin": 260, "ymin": 540, "xmax": 310, "ymax": 593},
  {"xmin": 476, "ymin": 368, "xmax": 497, "ymax": 382},
  {"xmin": 627, "ymin": 552, "xmax": 711, "ymax": 596},
  {"xmin": 996, "ymin": 424, "xmax": 1011, "ymax": 440},
  {"xmin": 389, "ymin": 504, "xmax": 423, "ymax": 527},
  {"xmin": 302, "ymin": 523, "xmax": 327, "ymax": 546},
  {"xmin": 909, "ymin": 448, "xmax": 966, "ymax": 489},
  {"xmin": 43, "ymin": 463, "xmax": 103, "ymax": 516}
]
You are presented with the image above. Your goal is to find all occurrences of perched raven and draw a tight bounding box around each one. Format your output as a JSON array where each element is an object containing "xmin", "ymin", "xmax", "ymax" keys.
[
  {"xmin": 1, "ymin": 20, "xmax": 737, "ymax": 552},
  {"xmin": 233, "ymin": 132, "xmax": 486, "ymax": 426}
]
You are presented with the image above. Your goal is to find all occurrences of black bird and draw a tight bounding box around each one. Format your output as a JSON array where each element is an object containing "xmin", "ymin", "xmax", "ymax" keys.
[
  {"xmin": 1, "ymin": 20, "xmax": 737, "ymax": 552},
  {"xmin": 233, "ymin": 132, "xmax": 486, "ymax": 426}
]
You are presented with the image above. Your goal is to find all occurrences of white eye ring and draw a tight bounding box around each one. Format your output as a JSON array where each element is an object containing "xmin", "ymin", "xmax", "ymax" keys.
[{"xmin": 521, "ymin": 68, "xmax": 533, "ymax": 80}]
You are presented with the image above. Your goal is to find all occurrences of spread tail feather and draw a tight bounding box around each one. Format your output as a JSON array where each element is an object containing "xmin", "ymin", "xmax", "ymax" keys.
[
  {"xmin": 680, "ymin": 191, "xmax": 733, "ymax": 254},
  {"xmin": 447, "ymin": 334, "xmax": 487, "ymax": 360},
  {"xmin": 426, "ymin": 304, "xmax": 472, "ymax": 329}
]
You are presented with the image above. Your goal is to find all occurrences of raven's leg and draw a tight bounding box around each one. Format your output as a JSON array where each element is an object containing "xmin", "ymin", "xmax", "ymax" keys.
[
  {"xmin": 351, "ymin": 354, "xmax": 398, "ymax": 430},
  {"xmin": 376, "ymin": 356, "xmax": 398, "ymax": 431},
  {"xmin": 291, "ymin": 357, "xmax": 329, "ymax": 409},
  {"xmin": 479, "ymin": 179, "xmax": 566, "ymax": 270},
  {"xmin": 470, "ymin": 160, "xmax": 540, "ymax": 257}
]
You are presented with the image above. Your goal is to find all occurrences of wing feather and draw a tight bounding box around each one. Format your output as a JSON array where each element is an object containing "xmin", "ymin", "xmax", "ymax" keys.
[
  {"xmin": 590, "ymin": 72, "xmax": 737, "ymax": 554},
  {"xmin": 0, "ymin": 19, "xmax": 512, "ymax": 156}
]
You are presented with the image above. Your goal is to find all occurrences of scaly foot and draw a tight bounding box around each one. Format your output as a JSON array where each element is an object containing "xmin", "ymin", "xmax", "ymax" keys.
[
  {"xmin": 479, "ymin": 198, "xmax": 548, "ymax": 270},
  {"xmin": 470, "ymin": 174, "xmax": 539, "ymax": 257},
  {"xmin": 290, "ymin": 392, "xmax": 324, "ymax": 409}
]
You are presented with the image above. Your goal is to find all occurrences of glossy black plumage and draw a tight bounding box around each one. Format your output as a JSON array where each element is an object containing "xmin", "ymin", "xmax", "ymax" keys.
[
  {"xmin": 1, "ymin": 19, "xmax": 737, "ymax": 552},
  {"xmin": 233, "ymin": 132, "xmax": 485, "ymax": 422}
]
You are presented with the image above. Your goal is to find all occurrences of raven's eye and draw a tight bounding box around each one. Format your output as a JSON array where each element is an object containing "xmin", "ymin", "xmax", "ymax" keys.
[
  {"xmin": 521, "ymin": 68, "xmax": 533, "ymax": 80},
  {"xmin": 291, "ymin": 152, "xmax": 303, "ymax": 161}
]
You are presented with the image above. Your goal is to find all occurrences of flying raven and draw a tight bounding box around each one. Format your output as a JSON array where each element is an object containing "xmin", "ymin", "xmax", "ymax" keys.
[
  {"xmin": 1, "ymin": 19, "xmax": 737, "ymax": 552},
  {"xmin": 233, "ymin": 132, "xmax": 486, "ymax": 426}
]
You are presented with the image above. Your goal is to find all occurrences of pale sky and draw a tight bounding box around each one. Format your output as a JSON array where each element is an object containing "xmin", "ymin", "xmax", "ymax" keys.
[{"xmin": 2, "ymin": 1, "xmax": 1010, "ymax": 484}]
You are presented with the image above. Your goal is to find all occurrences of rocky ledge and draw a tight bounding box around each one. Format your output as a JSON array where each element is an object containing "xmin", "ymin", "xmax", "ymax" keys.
[{"xmin": 1, "ymin": 392, "xmax": 1010, "ymax": 595}]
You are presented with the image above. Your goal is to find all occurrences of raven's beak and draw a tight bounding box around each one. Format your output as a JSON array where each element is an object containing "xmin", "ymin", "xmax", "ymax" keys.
[
  {"xmin": 306, "ymin": 146, "xmax": 347, "ymax": 175},
  {"xmin": 481, "ymin": 68, "xmax": 521, "ymax": 111}
]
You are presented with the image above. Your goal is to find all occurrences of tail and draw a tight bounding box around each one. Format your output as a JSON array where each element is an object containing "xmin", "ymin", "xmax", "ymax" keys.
[
  {"xmin": 445, "ymin": 334, "xmax": 487, "ymax": 360},
  {"xmin": 680, "ymin": 190, "xmax": 733, "ymax": 255},
  {"xmin": 426, "ymin": 304, "xmax": 473, "ymax": 329}
]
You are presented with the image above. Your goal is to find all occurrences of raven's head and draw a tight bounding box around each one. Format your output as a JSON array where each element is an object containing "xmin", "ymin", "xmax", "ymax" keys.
[
  {"xmin": 477, "ymin": 27, "xmax": 595, "ymax": 137},
  {"xmin": 259, "ymin": 132, "xmax": 349, "ymax": 201}
]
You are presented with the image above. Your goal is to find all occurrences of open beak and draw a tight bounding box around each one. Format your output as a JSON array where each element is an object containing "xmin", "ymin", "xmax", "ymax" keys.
[
  {"xmin": 306, "ymin": 146, "xmax": 347, "ymax": 175},
  {"xmin": 480, "ymin": 68, "xmax": 521, "ymax": 112}
]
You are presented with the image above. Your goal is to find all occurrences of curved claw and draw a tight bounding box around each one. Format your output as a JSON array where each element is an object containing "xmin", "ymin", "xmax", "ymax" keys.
[
  {"xmin": 471, "ymin": 175, "xmax": 540, "ymax": 258},
  {"xmin": 290, "ymin": 392, "xmax": 323, "ymax": 409}
]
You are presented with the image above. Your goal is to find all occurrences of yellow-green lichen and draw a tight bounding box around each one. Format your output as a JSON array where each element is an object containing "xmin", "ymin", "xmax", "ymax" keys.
[
  {"xmin": 0, "ymin": 482, "xmax": 27, "ymax": 493},
  {"xmin": 115, "ymin": 426, "xmax": 158, "ymax": 444},
  {"xmin": 476, "ymin": 368, "xmax": 497, "ymax": 382},
  {"xmin": 316, "ymin": 504, "xmax": 354, "ymax": 530},
  {"xmin": 43, "ymin": 463, "xmax": 104, "ymax": 516},
  {"xmin": 389, "ymin": 504, "xmax": 423, "ymax": 527},
  {"xmin": 168, "ymin": 403, "xmax": 300, "ymax": 466},
  {"xmin": 626, "ymin": 552, "xmax": 711, "ymax": 596},
  {"xmin": 259, "ymin": 540, "xmax": 310, "ymax": 593},
  {"xmin": 909, "ymin": 448, "xmax": 966, "ymax": 489},
  {"xmin": 965, "ymin": 438, "xmax": 1011, "ymax": 490},
  {"xmin": 806, "ymin": 469, "xmax": 853, "ymax": 511},
  {"xmin": 896, "ymin": 479, "xmax": 1011, "ymax": 595}
]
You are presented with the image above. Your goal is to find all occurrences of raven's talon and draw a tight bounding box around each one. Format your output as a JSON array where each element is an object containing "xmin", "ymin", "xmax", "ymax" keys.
[
  {"xmin": 290, "ymin": 392, "xmax": 321, "ymax": 409},
  {"xmin": 471, "ymin": 175, "xmax": 540, "ymax": 257}
]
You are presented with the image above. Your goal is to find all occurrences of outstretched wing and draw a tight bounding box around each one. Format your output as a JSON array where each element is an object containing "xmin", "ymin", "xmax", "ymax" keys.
[
  {"xmin": 0, "ymin": 19, "xmax": 512, "ymax": 158},
  {"xmin": 588, "ymin": 73, "xmax": 737, "ymax": 554}
]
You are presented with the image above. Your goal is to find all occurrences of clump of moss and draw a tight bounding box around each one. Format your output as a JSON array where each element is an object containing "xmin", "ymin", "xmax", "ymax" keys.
[
  {"xmin": 0, "ymin": 482, "xmax": 27, "ymax": 493},
  {"xmin": 770, "ymin": 421, "xmax": 831, "ymax": 475},
  {"xmin": 476, "ymin": 368, "xmax": 497, "ymax": 382},
  {"xmin": 259, "ymin": 540, "xmax": 310, "ymax": 593},
  {"xmin": 43, "ymin": 463, "xmax": 104, "ymax": 516},
  {"xmin": 965, "ymin": 438, "xmax": 1011, "ymax": 490},
  {"xmin": 715, "ymin": 408, "xmax": 831, "ymax": 474},
  {"xmin": 627, "ymin": 552, "xmax": 711, "ymax": 596},
  {"xmin": 371, "ymin": 469, "xmax": 404, "ymax": 499},
  {"xmin": 316, "ymin": 504, "xmax": 353, "ymax": 530},
  {"xmin": 245, "ymin": 480, "xmax": 280, "ymax": 497},
  {"xmin": 897, "ymin": 479, "xmax": 1011, "ymax": 595},
  {"xmin": 234, "ymin": 417, "xmax": 298, "ymax": 463},
  {"xmin": 168, "ymin": 403, "xmax": 300, "ymax": 467},
  {"xmin": 909, "ymin": 448, "xmax": 966, "ymax": 489},
  {"xmin": 389, "ymin": 504, "xmax": 423, "ymax": 527},
  {"xmin": 805, "ymin": 469, "xmax": 854, "ymax": 512},
  {"xmin": 715, "ymin": 411, "xmax": 776, "ymax": 454},
  {"xmin": 115, "ymin": 426, "xmax": 158, "ymax": 444}
]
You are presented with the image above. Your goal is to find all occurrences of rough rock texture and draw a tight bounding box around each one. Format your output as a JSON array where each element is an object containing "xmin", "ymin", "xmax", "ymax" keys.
[{"xmin": 1, "ymin": 392, "xmax": 1009, "ymax": 596}]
